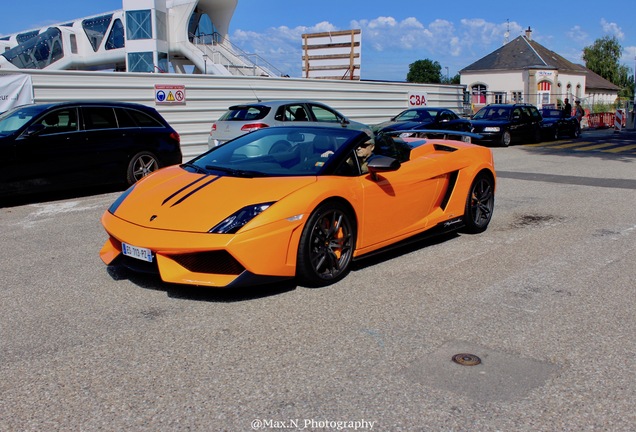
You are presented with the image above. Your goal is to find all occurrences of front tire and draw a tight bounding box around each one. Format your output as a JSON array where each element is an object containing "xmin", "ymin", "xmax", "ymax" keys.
[
  {"xmin": 296, "ymin": 202, "xmax": 356, "ymax": 287},
  {"xmin": 126, "ymin": 151, "xmax": 159, "ymax": 185},
  {"xmin": 501, "ymin": 131, "xmax": 511, "ymax": 147},
  {"xmin": 462, "ymin": 172, "xmax": 495, "ymax": 234}
]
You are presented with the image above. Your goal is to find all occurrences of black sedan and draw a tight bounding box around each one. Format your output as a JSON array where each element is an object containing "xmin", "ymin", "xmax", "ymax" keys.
[
  {"xmin": 470, "ymin": 103, "xmax": 543, "ymax": 147},
  {"xmin": 372, "ymin": 107, "xmax": 472, "ymax": 141},
  {"xmin": 0, "ymin": 101, "xmax": 182, "ymax": 198},
  {"xmin": 540, "ymin": 108, "xmax": 580, "ymax": 140}
]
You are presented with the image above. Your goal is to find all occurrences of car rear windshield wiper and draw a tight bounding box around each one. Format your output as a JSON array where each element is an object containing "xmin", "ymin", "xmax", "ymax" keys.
[{"xmin": 205, "ymin": 165, "xmax": 266, "ymax": 178}]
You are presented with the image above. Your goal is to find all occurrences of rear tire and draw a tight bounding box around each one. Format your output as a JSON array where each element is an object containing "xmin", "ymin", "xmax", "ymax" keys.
[
  {"xmin": 296, "ymin": 201, "xmax": 356, "ymax": 287},
  {"xmin": 126, "ymin": 151, "xmax": 159, "ymax": 185},
  {"xmin": 462, "ymin": 172, "xmax": 495, "ymax": 234}
]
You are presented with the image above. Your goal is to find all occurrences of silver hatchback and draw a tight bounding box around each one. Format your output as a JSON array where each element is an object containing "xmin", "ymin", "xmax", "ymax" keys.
[{"xmin": 208, "ymin": 100, "xmax": 370, "ymax": 148}]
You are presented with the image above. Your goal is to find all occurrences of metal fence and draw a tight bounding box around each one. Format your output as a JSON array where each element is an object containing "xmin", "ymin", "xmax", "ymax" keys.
[{"xmin": 1, "ymin": 69, "xmax": 466, "ymax": 159}]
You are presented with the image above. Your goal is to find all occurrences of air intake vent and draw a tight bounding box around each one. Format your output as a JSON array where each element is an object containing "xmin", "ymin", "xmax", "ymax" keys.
[
  {"xmin": 171, "ymin": 251, "xmax": 245, "ymax": 275},
  {"xmin": 434, "ymin": 144, "xmax": 458, "ymax": 152}
]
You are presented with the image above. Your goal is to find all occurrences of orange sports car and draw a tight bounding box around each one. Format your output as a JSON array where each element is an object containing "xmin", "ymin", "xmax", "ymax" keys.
[{"xmin": 100, "ymin": 126, "xmax": 495, "ymax": 288}]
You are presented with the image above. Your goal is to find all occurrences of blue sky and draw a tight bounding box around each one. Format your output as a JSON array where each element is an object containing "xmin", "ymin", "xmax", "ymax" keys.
[{"xmin": 1, "ymin": 0, "xmax": 634, "ymax": 81}]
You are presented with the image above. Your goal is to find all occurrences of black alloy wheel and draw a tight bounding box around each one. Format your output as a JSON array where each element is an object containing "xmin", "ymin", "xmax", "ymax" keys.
[
  {"xmin": 462, "ymin": 172, "xmax": 495, "ymax": 234},
  {"xmin": 296, "ymin": 202, "xmax": 355, "ymax": 287},
  {"xmin": 127, "ymin": 151, "xmax": 159, "ymax": 184}
]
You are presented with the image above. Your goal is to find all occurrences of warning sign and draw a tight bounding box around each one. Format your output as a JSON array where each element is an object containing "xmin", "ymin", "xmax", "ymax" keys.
[{"xmin": 155, "ymin": 84, "xmax": 186, "ymax": 105}]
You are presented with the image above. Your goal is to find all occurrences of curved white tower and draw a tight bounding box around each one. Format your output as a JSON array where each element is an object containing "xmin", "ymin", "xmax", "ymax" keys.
[{"xmin": 0, "ymin": 0, "xmax": 282, "ymax": 76}]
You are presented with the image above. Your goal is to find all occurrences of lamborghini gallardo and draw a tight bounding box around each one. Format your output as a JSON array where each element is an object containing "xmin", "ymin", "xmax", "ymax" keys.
[{"xmin": 100, "ymin": 126, "xmax": 495, "ymax": 288}]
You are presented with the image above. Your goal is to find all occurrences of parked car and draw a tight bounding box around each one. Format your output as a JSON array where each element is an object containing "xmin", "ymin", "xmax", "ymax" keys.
[
  {"xmin": 0, "ymin": 101, "xmax": 181, "ymax": 198},
  {"xmin": 470, "ymin": 103, "xmax": 543, "ymax": 146},
  {"xmin": 101, "ymin": 126, "xmax": 496, "ymax": 288},
  {"xmin": 372, "ymin": 107, "xmax": 472, "ymax": 141},
  {"xmin": 540, "ymin": 108, "xmax": 580, "ymax": 140},
  {"xmin": 208, "ymin": 100, "xmax": 371, "ymax": 148}
]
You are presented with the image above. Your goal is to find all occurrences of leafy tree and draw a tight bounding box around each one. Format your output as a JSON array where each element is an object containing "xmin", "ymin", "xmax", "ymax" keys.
[
  {"xmin": 407, "ymin": 59, "xmax": 442, "ymax": 83},
  {"xmin": 445, "ymin": 73, "xmax": 461, "ymax": 85},
  {"xmin": 582, "ymin": 35, "xmax": 634, "ymax": 99}
]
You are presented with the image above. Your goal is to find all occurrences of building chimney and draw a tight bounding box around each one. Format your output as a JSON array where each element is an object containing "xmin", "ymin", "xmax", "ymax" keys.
[{"xmin": 525, "ymin": 26, "xmax": 532, "ymax": 40}]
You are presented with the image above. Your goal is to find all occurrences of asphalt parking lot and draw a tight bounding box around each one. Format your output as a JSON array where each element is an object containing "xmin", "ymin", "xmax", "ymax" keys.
[{"xmin": 1, "ymin": 130, "xmax": 635, "ymax": 431}]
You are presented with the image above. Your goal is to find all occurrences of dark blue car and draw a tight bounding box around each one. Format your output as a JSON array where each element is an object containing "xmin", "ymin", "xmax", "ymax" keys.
[
  {"xmin": 470, "ymin": 103, "xmax": 543, "ymax": 147},
  {"xmin": 372, "ymin": 107, "xmax": 472, "ymax": 141},
  {"xmin": 0, "ymin": 101, "xmax": 181, "ymax": 198},
  {"xmin": 540, "ymin": 108, "xmax": 580, "ymax": 140}
]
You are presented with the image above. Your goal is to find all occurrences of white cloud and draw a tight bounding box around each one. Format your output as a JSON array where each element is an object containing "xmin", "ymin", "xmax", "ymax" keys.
[
  {"xmin": 600, "ymin": 18, "xmax": 624, "ymax": 40},
  {"xmin": 566, "ymin": 25, "xmax": 588, "ymax": 43},
  {"xmin": 230, "ymin": 16, "xmax": 529, "ymax": 80}
]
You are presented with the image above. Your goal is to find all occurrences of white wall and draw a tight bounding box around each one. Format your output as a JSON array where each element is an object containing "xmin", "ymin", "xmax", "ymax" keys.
[{"xmin": 1, "ymin": 69, "xmax": 466, "ymax": 159}]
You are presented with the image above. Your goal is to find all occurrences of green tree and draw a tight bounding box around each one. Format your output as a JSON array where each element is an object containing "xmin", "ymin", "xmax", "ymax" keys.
[
  {"xmin": 445, "ymin": 73, "xmax": 461, "ymax": 85},
  {"xmin": 406, "ymin": 59, "xmax": 442, "ymax": 83},
  {"xmin": 582, "ymin": 36, "xmax": 634, "ymax": 99}
]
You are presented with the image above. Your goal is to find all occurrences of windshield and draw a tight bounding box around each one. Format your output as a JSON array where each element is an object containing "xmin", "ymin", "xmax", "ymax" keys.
[
  {"xmin": 218, "ymin": 105, "xmax": 270, "ymax": 121},
  {"xmin": 188, "ymin": 127, "xmax": 364, "ymax": 177},
  {"xmin": 0, "ymin": 105, "xmax": 48, "ymax": 135},
  {"xmin": 541, "ymin": 109, "xmax": 562, "ymax": 118},
  {"xmin": 473, "ymin": 107, "xmax": 511, "ymax": 120},
  {"xmin": 395, "ymin": 109, "xmax": 433, "ymax": 122}
]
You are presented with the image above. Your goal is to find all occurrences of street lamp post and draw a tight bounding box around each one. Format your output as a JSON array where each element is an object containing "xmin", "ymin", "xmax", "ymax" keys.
[{"xmin": 445, "ymin": 66, "xmax": 449, "ymax": 83}]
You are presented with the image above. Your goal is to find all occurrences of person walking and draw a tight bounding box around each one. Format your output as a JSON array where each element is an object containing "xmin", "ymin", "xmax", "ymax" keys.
[{"xmin": 574, "ymin": 100, "xmax": 585, "ymax": 133}]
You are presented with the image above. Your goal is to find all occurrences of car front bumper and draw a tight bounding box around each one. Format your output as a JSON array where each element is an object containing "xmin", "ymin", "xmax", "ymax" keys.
[{"xmin": 100, "ymin": 210, "xmax": 304, "ymax": 288}]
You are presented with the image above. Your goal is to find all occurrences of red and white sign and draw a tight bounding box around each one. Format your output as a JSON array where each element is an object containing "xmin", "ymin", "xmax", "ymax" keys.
[
  {"xmin": 408, "ymin": 92, "xmax": 428, "ymax": 107},
  {"xmin": 155, "ymin": 84, "xmax": 186, "ymax": 105}
]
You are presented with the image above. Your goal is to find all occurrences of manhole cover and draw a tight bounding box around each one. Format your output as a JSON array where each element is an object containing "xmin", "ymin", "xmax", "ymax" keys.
[{"xmin": 452, "ymin": 353, "xmax": 481, "ymax": 366}]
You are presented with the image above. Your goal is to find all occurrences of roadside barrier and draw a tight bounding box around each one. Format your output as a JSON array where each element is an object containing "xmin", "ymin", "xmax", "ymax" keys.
[
  {"xmin": 614, "ymin": 109, "xmax": 623, "ymax": 132},
  {"xmin": 587, "ymin": 112, "xmax": 627, "ymax": 129}
]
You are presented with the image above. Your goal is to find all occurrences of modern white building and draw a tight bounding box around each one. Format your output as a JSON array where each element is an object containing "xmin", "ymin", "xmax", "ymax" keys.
[
  {"xmin": 460, "ymin": 27, "xmax": 620, "ymax": 112},
  {"xmin": 0, "ymin": 0, "xmax": 282, "ymax": 76}
]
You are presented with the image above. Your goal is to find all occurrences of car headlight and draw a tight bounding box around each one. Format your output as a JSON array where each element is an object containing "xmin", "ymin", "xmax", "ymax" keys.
[
  {"xmin": 209, "ymin": 202, "xmax": 275, "ymax": 234},
  {"xmin": 483, "ymin": 127, "xmax": 501, "ymax": 132}
]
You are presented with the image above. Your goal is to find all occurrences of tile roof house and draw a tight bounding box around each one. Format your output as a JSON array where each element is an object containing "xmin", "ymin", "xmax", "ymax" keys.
[{"xmin": 459, "ymin": 27, "xmax": 620, "ymax": 112}]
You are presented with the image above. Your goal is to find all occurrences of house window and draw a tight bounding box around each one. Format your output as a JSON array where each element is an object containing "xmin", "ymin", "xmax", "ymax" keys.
[
  {"xmin": 494, "ymin": 92, "xmax": 506, "ymax": 104},
  {"xmin": 70, "ymin": 34, "xmax": 77, "ymax": 54},
  {"xmin": 471, "ymin": 84, "xmax": 487, "ymax": 104},
  {"xmin": 82, "ymin": 14, "xmax": 114, "ymax": 51},
  {"xmin": 126, "ymin": 10, "xmax": 152, "ymax": 40},
  {"xmin": 156, "ymin": 11, "xmax": 167, "ymax": 41},
  {"xmin": 127, "ymin": 52, "xmax": 154, "ymax": 72},
  {"xmin": 2, "ymin": 27, "xmax": 64, "ymax": 69},
  {"xmin": 537, "ymin": 81, "xmax": 552, "ymax": 108},
  {"xmin": 157, "ymin": 52, "xmax": 169, "ymax": 73},
  {"xmin": 16, "ymin": 31, "xmax": 39, "ymax": 44},
  {"xmin": 105, "ymin": 19, "xmax": 125, "ymax": 50},
  {"xmin": 512, "ymin": 91, "xmax": 523, "ymax": 103}
]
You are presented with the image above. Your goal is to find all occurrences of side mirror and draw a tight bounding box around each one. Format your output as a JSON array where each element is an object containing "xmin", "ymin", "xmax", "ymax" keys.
[
  {"xmin": 341, "ymin": 117, "xmax": 351, "ymax": 127},
  {"xmin": 287, "ymin": 131, "xmax": 304, "ymax": 142},
  {"xmin": 367, "ymin": 155, "xmax": 400, "ymax": 181},
  {"xmin": 24, "ymin": 124, "xmax": 46, "ymax": 137}
]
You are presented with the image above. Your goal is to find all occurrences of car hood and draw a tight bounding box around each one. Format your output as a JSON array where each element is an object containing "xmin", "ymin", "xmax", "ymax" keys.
[
  {"xmin": 376, "ymin": 120, "xmax": 432, "ymax": 132},
  {"xmin": 109, "ymin": 165, "xmax": 316, "ymax": 233},
  {"xmin": 470, "ymin": 119, "xmax": 509, "ymax": 129}
]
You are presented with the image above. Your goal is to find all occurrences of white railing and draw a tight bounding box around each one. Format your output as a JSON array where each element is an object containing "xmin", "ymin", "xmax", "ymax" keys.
[{"xmin": 192, "ymin": 33, "xmax": 286, "ymax": 77}]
